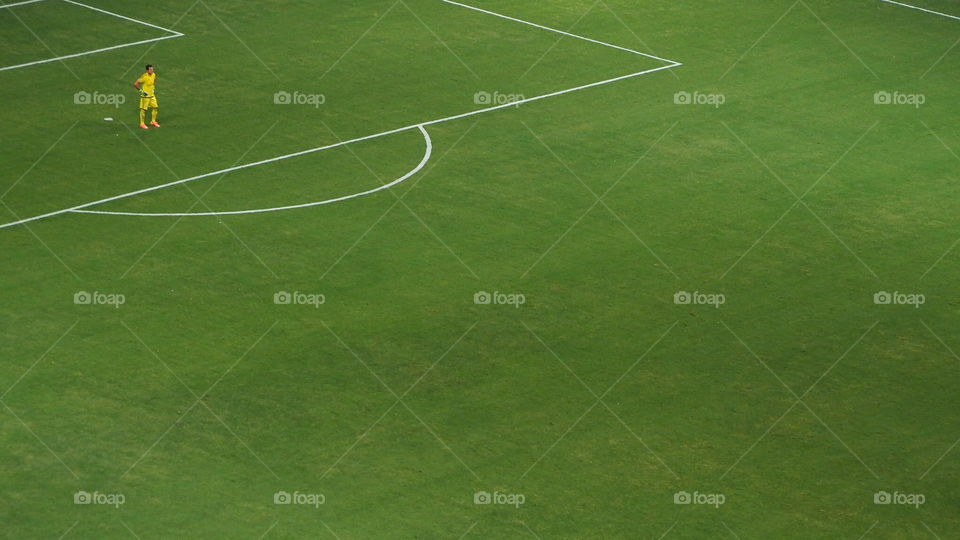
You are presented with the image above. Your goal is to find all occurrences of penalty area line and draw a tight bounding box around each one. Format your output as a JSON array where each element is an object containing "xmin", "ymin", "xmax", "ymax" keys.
[
  {"xmin": 0, "ymin": 0, "xmax": 683, "ymax": 229},
  {"xmin": 880, "ymin": 0, "xmax": 960, "ymax": 21},
  {"xmin": 73, "ymin": 125, "xmax": 434, "ymax": 217},
  {"xmin": 0, "ymin": 62, "xmax": 680, "ymax": 229},
  {"xmin": 0, "ymin": 0, "xmax": 48, "ymax": 9},
  {"xmin": 0, "ymin": 0, "xmax": 183, "ymax": 72},
  {"xmin": 441, "ymin": 0, "xmax": 678, "ymax": 65}
]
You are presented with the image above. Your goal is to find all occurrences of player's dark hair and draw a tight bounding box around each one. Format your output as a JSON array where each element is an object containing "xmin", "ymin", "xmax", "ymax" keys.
[{"xmin": 145, "ymin": 64, "xmax": 153, "ymax": 70}]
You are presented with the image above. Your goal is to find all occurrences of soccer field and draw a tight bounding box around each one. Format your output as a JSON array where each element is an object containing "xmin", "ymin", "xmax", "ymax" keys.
[{"xmin": 2, "ymin": 0, "xmax": 959, "ymax": 537}]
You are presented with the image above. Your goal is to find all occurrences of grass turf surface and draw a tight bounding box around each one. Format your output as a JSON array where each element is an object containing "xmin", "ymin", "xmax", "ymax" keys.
[{"xmin": 2, "ymin": 0, "xmax": 960, "ymax": 537}]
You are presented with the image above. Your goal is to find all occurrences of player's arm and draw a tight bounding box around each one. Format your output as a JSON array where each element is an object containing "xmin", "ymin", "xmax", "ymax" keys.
[{"xmin": 132, "ymin": 77, "xmax": 141, "ymax": 90}]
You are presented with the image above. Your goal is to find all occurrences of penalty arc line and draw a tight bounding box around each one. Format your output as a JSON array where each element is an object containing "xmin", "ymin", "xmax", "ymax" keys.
[
  {"xmin": 0, "ymin": 63, "xmax": 679, "ymax": 228},
  {"xmin": 0, "ymin": 0, "xmax": 682, "ymax": 228},
  {"xmin": 75, "ymin": 125, "xmax": 434, "ymax": 216}
]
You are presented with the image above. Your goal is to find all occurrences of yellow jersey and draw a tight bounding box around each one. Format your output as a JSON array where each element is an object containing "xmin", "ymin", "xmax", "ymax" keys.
[{"xmin": 137, "ymin": 72, "xmax": 156, "ymax": 97}]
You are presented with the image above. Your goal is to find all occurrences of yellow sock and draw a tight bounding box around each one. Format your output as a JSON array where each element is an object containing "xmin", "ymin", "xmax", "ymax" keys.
[
  {"xmin": 139, "ymin": 109, "xmax": 145, "ymax": 125},
  {"xmin": 151, "ymin": 108, "xmax": 158, "ymax": 123}
]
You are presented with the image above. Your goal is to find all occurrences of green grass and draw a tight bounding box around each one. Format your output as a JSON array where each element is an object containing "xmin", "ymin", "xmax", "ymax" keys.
[{"xmin": 2, "ymin": 0, "xmax": 960, "ymax": 538}]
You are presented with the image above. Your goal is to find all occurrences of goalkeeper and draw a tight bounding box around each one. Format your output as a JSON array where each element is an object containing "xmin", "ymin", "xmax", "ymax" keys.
[{"xmin": 132, "ymin": 64, "xmax": 160, "ymax": 129}]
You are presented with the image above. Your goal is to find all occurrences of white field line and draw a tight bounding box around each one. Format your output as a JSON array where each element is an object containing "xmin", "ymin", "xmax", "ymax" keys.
[
  {"xmin": 0, "ymin": 0, "xmax": 682, "ymax": 227},
  {"xmin": 880, "ymin": 0, "xmax": 960, "ymax": 21},
  {"xmin": 0, "ymin": 0, "xmax": 183, "ymax": 72},
  {"xmin": 441, "ymin": 0, "xmax": 677, "ymax": 64},
  {"xmin": 74, "ymin": 125, "xmax": 433, "ymax": 216},
  {"xmin": 0, "ymin": 34, "xmax": 182, "ymax": 72},
  {"xmin": 63, "ymin": 0, "xmax": 183, "ymax": 35},
  {"xmin": 0, "ymin": 63, "xmax": 678, "ymax": 228},
  {"xmin": 0, "ymin": 0, "xmax": 48, "ymax": 9}
]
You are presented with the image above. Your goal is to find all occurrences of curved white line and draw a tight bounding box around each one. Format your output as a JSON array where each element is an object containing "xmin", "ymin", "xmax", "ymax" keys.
[
  {"xmin": 0, "ymin": 0, "xmax": 684, "ymax": 231},
  {"xmin": 73, "ymin": 125, "xmax": 432, "ymax": 217}
]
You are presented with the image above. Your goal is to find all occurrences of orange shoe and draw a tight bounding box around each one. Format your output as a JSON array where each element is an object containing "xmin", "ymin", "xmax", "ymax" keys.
[
  {"xmin": 150, "ymin": 121, "xmax": 160, "ymax": 128},
  {"xmin": 139, "ymin": 123, "xmax": 149, "ymax": 130}
]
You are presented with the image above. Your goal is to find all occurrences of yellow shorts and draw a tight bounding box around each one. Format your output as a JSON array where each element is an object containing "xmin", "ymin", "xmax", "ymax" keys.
[{"xmin": 139, "ymin": 96, "xmax": 158, "ymax": 109}]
